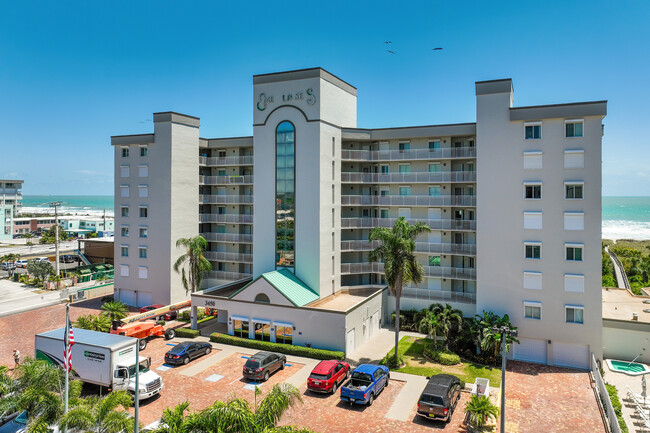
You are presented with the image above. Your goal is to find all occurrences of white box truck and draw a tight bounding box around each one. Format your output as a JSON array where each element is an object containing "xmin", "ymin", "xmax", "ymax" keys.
[{"xmin": 35, "ymin": 327, "xmax": 163, "ymax": 400}]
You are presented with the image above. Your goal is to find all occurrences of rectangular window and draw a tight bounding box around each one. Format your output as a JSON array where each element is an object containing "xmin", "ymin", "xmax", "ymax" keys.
[
  {"xmin": 565, "ymin": 183, "xmax": 584, "ymax": 199},
  {"xmin": 120, "ymin": 185, "xmax": 129, "ymax": 198},
  {"xmin": 399, "ymin": 186, "xmax": 411, "ymax": 196},
  {"xmin": 429, "ymin": 256, "xmax": 441, "ymax": 266},
  {"xmin": 524, "ymin": 183, "xmax": 542, "ymax": 199},
  {"xmin": 139, "ymin": 207, "xmax": 148, "ymax": 218},
  {"xmin": 120, "ymin": 265, "xmax": 129, "ymax": 277},
  {"xmin": 139, "ymin": 227, "xmax": 148, "ymax": 238},
  {"xmin": 564, "ymin": 150, "xmax": 584, "ymax": 169},
  {"xmin": 566, "ymin": 305, "xmax": 584, "ymax": 324},
  {"xmin": 399, "ymin": 164, "xmax": 411, "ymax": 173},
  {"xmin": 138, "ymin": 185, "xmax": 148, "ymax": 198},
  {"xmin": 429, "ymin": 140, "xmax": 441, "ymax": 150},
  {"xmin": 566, "ymin": 244, "xmax": 583, "ymax": 261},
  {"xmin": 565, "ymin": 120, "xmax": 584, "ymax": 138},
  {"xmin": 380, "ymin": 208, "xmax": 389, "ymax": 218},
  {"xmin": 524, "ymin": 301, "xmax": 542, "ymax": 319},
  {"xmin": 523, "ymin": 271, "xmax": 542, "ymax": 290},
  {"xmin": 525, "ymin": 243, "xmax": 541, "ymax": 259},
  {"xmin": 121, "ymin": 246, "xmax": 128, "ymax": 257},
  {"xmin": 525, "ymin": 123, "xmax": 542, "ymax": 140},
  {"xmin": 121, "ymin": 147, "xmax": 129, "ymax": 157},
  {"xmin": 139, "ymin": 247, "xmax": 147, "ymax": 259},
  {"xmin": 380, "ymin": 165, "xmax": 389, "ymax": 174},
  {"xmin": 138, "ymin": 266, "xmax": 148, "ymax": 279},
  {"xmin": 380, "ymin": 188, "xmax": 389, "ymax": 196},
  {"xmin": 398, "ymin": 142, "xmax": 410, "ymax": 152},
  {"xmin": 120, "ymin": 165, "xmax": 130, "ymax": 178},
  {"xmin": 429, "ymin": 186, "xmax": 441, "ymax": 196},
  {"xmin": 523, "ymin": 212, "xmax": 543, "ymax": 230},
  {"xmin": 429, "ymin": 163, "xmax": 441, "ymax": 173},
  {"xmin": 121, "ymin": 226, "xmax": 129, "ymax": 237},
  {"xmin": 140, "ymin": 146, "xmax": 148, "ymax": 157},
  {"xmin": 523, "ymin": 151, "xmax": 543, "ymax": 170},
  {"xmin": 120, "ymin": 206, "xmax": 129, "ymax": 217},
  {"xmin": 565, "ymin": 274, "xmax": 585, "ymax": 293},
  {"xmin": 564, "ymin": 212, "xmax": 584, "ymax": 231},
  {"xmin": 138, "ymin": 165, "xmax": 148, "ymax": 178}
]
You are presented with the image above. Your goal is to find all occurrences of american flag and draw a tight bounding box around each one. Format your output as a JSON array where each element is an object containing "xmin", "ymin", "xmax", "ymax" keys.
[{"xmin": 64, "ymin": 316, "xmax": 75, "ymax": 372}]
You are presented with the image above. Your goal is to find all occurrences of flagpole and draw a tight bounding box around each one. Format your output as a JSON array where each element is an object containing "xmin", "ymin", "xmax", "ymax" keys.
[{"xmin": 64, "ymin": 302, "xmax": 69, "ymax": 433}]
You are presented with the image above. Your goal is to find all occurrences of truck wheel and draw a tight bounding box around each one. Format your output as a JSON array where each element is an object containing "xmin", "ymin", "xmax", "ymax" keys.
[
  {"xmin": 165, "ymin": 329, "xmax": 175, "ymax": 340},
  {"xmin": 264, "ymin": 371, "xmax": 270, "ymax": 382},
  {"xmin": 331, "ymin": 382, "xmax": 337, "ymax": 394},
  {"xmin": 139, "ymin": 339, "xmax": 147, "ymax": 350},
  {"xmin": 367, "ymin": 393, "xmax": 374, "ymax": 406},
  {"xmin": 183, "ymin": 356, "xmax": 190, "ymax": 365}
]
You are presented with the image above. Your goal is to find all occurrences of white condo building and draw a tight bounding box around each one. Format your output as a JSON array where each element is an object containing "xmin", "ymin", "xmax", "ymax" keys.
[
  {"xmin": 111, "ymin": 68, "xmax": 606, "ymax": 368},
  {"xmin": 1, "ymin": 179, "xmax": 24, "ymax": 240}
]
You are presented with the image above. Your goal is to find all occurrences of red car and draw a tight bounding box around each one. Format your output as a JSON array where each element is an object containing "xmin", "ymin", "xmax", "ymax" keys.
[
  {"xmin": 139, "ymin": 304, "xmax": 178, "ymax": 321},
  {"xmin": 307, "ymin": 360, "xmax": 350, "ymax": 394}
]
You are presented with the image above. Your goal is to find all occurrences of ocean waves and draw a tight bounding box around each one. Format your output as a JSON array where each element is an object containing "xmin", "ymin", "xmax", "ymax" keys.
[{"xmin": 602, "ymin": 220, "xmax": 650, "ymax": 241}]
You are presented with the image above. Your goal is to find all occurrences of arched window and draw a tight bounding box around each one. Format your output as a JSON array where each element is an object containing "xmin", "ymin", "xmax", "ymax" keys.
[
  {"xmin": 254, "ymin": 293, "xmax": 270, "ymax": 304},
  {"xmin": 276, "ymin": 121, "xmax": 295, "ymax": 270}
]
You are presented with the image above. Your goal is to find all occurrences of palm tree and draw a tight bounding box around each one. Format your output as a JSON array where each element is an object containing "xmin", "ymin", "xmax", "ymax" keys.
[
  {"xmin": 59, "ymin": 390, "xmax": 134, "ymax": 433},
  {"xmin": 464, "ymin": 394, "xmax": 499, "ymax": 431},
  {"xmin": 173, "ymin": 236, "xmax": 212, "ymax": 296},
  {"xmin": 418, "ymin": 310, "xmax": 442, "ymax": 348},
  {"xmin": 74, "ymin": 314, "xmax": 111, "ymax": 332},
  {"xmin": 101, "ymin": 301, "xmax": 129, "ymax": 322},
  {"xmin": 152, "ymin": 401, "xmax": 193, "ymax": 433},
  {"xmin": 475, "ymin": 311, "xmax": 519, "ymax": 359},
  {"xmin": 430, "ymin": 303, "xmax": 463, "ymax": 349},
  {"xmin": 369, "ymin": 217, "xmax": 431, "ymax": 361}
]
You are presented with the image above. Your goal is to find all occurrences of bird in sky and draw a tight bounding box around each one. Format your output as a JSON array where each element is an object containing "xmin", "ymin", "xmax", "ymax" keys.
[
  {"xmin": 386, "ymin": 50, "xmax": 396, "ymax": 54},
  {"xmin": 432, "ymin": 47, "xmax": 443, "ymax": 51},
  {"xmin": 384, "ymin": 41, "xmax": 392, "ymax": 44}
]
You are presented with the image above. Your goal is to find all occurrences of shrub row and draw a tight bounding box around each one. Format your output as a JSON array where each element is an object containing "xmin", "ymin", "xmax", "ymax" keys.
[
  {"xmin": 380, "ymin": 352, "xmax": 405, "ymax": 369},
  {"xmin": 175, "ymin": 328, "xmax": 200, "ymax": 339},
  {"xmin": 209, "ymin": 333, "xmax": 345, "ymax": 360},
  {"xmin": 423, "ymin": 345, "xmax": 461, "ymax": 365},
  {"xmin": 605, "ymin": 383, "xmax": 629, "ymax": 433}
]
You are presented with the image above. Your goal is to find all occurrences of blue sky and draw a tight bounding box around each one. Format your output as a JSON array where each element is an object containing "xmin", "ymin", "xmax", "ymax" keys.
[{"xmin": 0, "ymin": 1, "xmax": 648, "ymax": 195}]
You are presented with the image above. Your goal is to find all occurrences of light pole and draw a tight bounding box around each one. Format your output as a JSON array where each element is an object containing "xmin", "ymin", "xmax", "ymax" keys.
[
  {"xmin": 49, "ymin": 201, "xmax": 62, "ymax": 276},
  {"xmin": 493, "ymin": 325, "xmax": 518, "ymax": 433}
]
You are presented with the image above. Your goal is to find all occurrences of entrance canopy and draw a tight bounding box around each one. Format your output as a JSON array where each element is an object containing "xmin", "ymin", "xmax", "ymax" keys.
[{"xmin": 229, "ymin": 268, "xmax": 319, "ymax": 307}]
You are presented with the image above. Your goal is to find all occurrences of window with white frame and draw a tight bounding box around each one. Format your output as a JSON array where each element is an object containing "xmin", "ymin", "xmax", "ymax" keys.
[
  {"xmin": 120, "ymin": 246, "xmax": 128, "ymax": 257},
  {"xmin": 429, "ymin": 186, "xmax": 441, "ymax": 196},
  {"xmin": 524, "ymin": 242, "xmax": 541, "ymax": 259},
  {"xmin": 429, "ymin": 163, "xmax": 441, "ymax": 173},
  {"xmin": 523, "ymin": 212, "xmax": 543, "ymax": 230},
  {"xmin": 565, "ymin": 274, "xmax": 585, "ymax": 293},
  {"xmin": 399, "ymin": 164, "xmax": 411, "ymax": 173},
  {"xmin": 139, "ymin": 206, "xmax": 148, "ymax": 218},
  {"xmin": 566, "ymin": 243, "xmax": 583, "ymax": 261},
  {"xmin": 138, "ymin": 266, "xmax": 148, "ymax": 279},
  {"xmin": 524, "ymin": 301, "xmax": 542, "ymax": 319},
  {"xmin": 138, "ymin": 165, "xmax": 148, "ymax": 177},
  {"xmin": 380, "ymin": 165, "xmax": 389, "ymax": 174},
  {"xmin": 398, "ymin": 142, "xmax": 410, "ymax": 152},
  {"xmin": 140, "ymin": 145, "xmax": 148, "ymax": 157},
  {"xmin": 380, "ymin": 187, "xmax": 389, "ymax": 196},
  {"xmin": 139, "ymin": 227, "xmax": 148, "ymax": 238},
  {"xmin": 139, "ymin": 247, "xmax": 147, "ymax": 259},
  {"xmin": 564, "ymin": 150, "xmax": 584, "ymax": 168},
  {"xmin": 380, "ymin": 208, "xmax": 389, "ymax": 218},
  {"xmin": 138, "ymin": 185, "xmax": 148, "ymax": 198},
  {"xmin": 121, "ymin": 226, "xmax": 129, "ymax": 237},
  {"xmin": 120, "ymin": 265, "xmax": 129, "ymax": 277},
  {"xmin": 524, "ymin": 182, "xmax": 542, "ymax": 199},
  {"xmin": 120, "ymin": 206, "xmax": 129, "ymax": 217},
  {"xmin": 523, "ymin": 151, "xmax": 543, "ymax": 170},
  {"xmin": 565, "ymin": 182, "xmax": 584, "ymax": 199},
  {"xmin": 120, "ymin": 185, "xmax": 129, "ymax": 198},
  {"xmin": 564, "ymin": 212, "xmax": 584, "ymax": 230},
  {"xmin": 523, "ymin": 272, "xmax": 542, "ymax": 290},
  {"xmin": 120, "ymin": 165, "xmax": 130, "ymax": 178},
  {"xmin": 565, "ymin": 305, "xmax": 584, "ymax": 324},
  {"xmin": 399, "ymin": 186, "xmax": 411, "ymax": 196},
  {"xmin": 121, "ymin": 147, "xmax": 129, "ymax": 157},
  {"xmin": 565, "ymin": 120, "xmax": 584, "ymax": 138},
  {"xmin": 428, "ymin": 140, "xmax": 441, "ymax": 150},
  {"xmin": 525, "ymin": 122, "xmax": 542, "ymax": 140}
]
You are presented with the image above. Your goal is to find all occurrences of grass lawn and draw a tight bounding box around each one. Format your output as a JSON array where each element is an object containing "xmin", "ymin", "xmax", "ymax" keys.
[{"xmin": 387, "ymin": 336, "xmax": 502, "ymax": 387}]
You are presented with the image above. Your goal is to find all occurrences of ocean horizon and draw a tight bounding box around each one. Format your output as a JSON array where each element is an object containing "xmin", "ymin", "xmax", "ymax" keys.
[{"xmin": 19, "ymin": 195, "xmax": 650, "ymax": 240}]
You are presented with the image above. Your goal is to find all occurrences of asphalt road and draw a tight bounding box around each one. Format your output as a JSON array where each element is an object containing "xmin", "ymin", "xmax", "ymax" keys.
[{"xmin": 0, "ymin": 240, "xmax": 78, "ymax": 257}]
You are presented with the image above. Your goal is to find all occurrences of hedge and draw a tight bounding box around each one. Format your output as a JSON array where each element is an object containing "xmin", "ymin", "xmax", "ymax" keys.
[
  {"xmin": 175, "ymin": 328, "xmax": 200, "ymax": 339},
  {"xmin": 380, "ymin": 352, "xmax": 405, "ymax": 369},
  {"xmin": 209, "ymin": 333, "xmax": 345, "ymax": 360},
  {"xmin": 423, "ymin": 345, "xmax": 461, "ymax": 365},
  {"xmin": 605, "ymin": 383, "xmax": 629, "ymax": 433}
]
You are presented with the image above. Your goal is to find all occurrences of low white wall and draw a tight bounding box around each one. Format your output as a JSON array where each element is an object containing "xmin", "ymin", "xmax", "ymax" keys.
[{"xmin": 603, "ymin": 319, "xmax": 650, "ymax": 363}]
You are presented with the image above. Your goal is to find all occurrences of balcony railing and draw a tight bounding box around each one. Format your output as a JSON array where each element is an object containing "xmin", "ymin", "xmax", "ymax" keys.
[
  {"xmin": 341, "ymin": 171, "xmax": 475, "ymax": 183},
  {"xmin": 340, "ymin": 262, "xmax": 476, "ymax": 280},
  {"xmin": 199, "ymin": 175, "xmax": 254, "ymax": 185},
  {"xmin": 206, "ymin": 271, "xmax": 252, "ymax": 281},
  {"xmin": 340, "ymin": 195, "xmax": 476, "ymax": 207},
  {"xmin": 205, "ymin": 251, "xmax": 253, "ymax": 263},
  {"xmin": 199, "ymin": 156, "xmax": 254, "ymax": 166},
  {"xmin": 339, "ymin": 240, "xmax": 475, "ymax": 255},
  {"xmin": 340, "ymin": 217, "xmax": 476, "ymax": 231},
  {"xmin": 199, "ymin": 195, "xmax": 254, "ymax": 204},
  {"xmin": 341, "ymin": 147, "xmax": 476, "ymax": 162},
  {"xmin": 401, "ymin": 288, "xmax": 476, "ymax": 304},
  {"xmin": 201, "ymin": 232, "xmax": 253, "ymax": 243},
  {"xmin": 200, "ymin": 214, "xmax": 253, "ymax": 224}
]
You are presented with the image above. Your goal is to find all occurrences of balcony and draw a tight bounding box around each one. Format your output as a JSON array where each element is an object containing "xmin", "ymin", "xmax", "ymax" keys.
[
  {"xmin": 199, "ymin": 175, "xmax": 254, "ymax": 185},
  {"xmin": 401, "ymin": 288, "xmax": 476, "ymax": 304},
  {"xmin": 340, "ymin": 217, "xmax": 476, "ymax": 231},
  {"xmin": 340, "ymin": 240, "xmax": 475, "ymax": 255},
  {"xmin": 340, "ymin": 195, "xmax": 476, "ymax": 207},
  {"xmin": 199, "ymin": 195, "xmax": 254, "ymax": 204},
  {"xmin": 201, "ymin": 232, "xmax": 253, "ymax": 243},
  {"xmin": 206, "ymin": 270, "xmax": 252, "ymax": 281},
  {"xmin": 341, "ymin": 171, "xmax": 475, "ymax": 184},
  {"xmin": 340, "ymin": 262, "xmax": 476, "ymax": 280},
  {"xmin": 200, "ymin": 214, "xmax": 253, "ymax": 224},
  {"xmin": 204, "ymin": 251, "xmax": 253, "ymax": 263},
  {"xmin": 199, "ymin": 156, "xmax": 254, "ymax": 166},
  {"xmin": 341, "ymin": 147, "xmax": 476, "ymax": 162}
]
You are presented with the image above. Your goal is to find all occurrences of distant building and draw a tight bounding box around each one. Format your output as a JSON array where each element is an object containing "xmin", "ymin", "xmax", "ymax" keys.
[
  {"xmin": 59, "ymin": 217, "xmax": 114, "ymax": 237},
  {"xmin": 0, "ymin": 179, "xmax": 24, "ymax": 240},
  {"xmin": 12, "ymin": 216, "xmax": 56, "ymax": 235},
  {"xmin": 81, "ymin": 237, "xmax": 114, "ymax": 265}
]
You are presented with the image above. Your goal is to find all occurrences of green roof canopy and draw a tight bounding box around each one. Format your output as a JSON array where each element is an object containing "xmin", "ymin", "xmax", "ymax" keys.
[{"xmin": 229, "ymin": 268, "xmax": 319, "ymax": 307}]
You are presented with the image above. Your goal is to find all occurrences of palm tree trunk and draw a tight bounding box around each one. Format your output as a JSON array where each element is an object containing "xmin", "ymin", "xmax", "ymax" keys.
[{"xmin": 394, "ymin": 284, "xmax": 401, "ymax": 361}]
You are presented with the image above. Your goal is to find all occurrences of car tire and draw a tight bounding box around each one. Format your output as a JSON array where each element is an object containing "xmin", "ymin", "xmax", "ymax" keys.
[
  {"xmin": 346, "ymin": 369, "xmax": 350, "ymax": 379},
  {"xmin": 165, "ymin": 329, "xmax": 175, "ymax": 340},
  {"xmin": 385, "ymin": 378, "xmax": 389, "ymax": 387},
  {"xmin": 367, "ymin": 393, "xmax": 374, "ymax": 406},
  {"xmin": 264, "ymin": 371, "xmax": 270, "ymax": 382},
  {"xmin": 205, "ymin": 347, "xmax": 211, "ymax": 355},
  {"xmin": 139, "ymin": 339, "xmax": 147, "ymax": 350},
  {"xmin": 331, "ymin": 382, "xmax": 337, "ymax": 394},
  {"xmin": 280, "ymin": 361, "xmax": 285, "ymax": 370},
  {"xmin": 183, "ymin": 356, "xmax": 190, "ymax": 365}
]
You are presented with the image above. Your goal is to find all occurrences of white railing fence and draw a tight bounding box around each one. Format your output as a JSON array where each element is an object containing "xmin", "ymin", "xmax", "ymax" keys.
[{"xmin": 591, "ymin": 354, "xmax": 622, "ymax": 433}]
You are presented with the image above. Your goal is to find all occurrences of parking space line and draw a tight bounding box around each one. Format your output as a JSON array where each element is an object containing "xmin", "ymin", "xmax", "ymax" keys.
[{"xmin": 230, "ymin": 375, "xmax": 243, "ymax": 385}]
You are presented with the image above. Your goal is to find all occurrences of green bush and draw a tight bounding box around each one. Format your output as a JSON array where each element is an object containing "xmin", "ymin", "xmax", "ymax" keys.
[
  {"xmin": 209, "ymin": 333, "xmax": 344, "ymax": 360},
  {"xmin": 175, "ymin": 328, "xmax": 200, "ymax": 339},
  {"xmin": 156, "ymin": 320, "xmax": 166, "ymax": 326},
  {"xmin": 380, "ymin": 352, "xmax": 405, "ymax": 369},
  {"xmin": 602, "ymin": 274, "xmax": 617, "ymax": 288},
  {"xmin": 179, "ymin": 308, "xmax": 206, "ymax": 322},
  {"xmin": 605, "ymin": 383, "xmax": 628, "ymax": 433},
  {"xmin": 423, "ymin": 345, "xmax": 461, "ymax": 365}
]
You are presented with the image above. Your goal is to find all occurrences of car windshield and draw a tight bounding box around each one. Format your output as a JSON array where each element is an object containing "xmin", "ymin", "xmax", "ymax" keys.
[
  {"xmin": 351, "ymin": 372, "xmax": 372, "ymax": 382},
  {"xmin": 127, "ymin": 359, "xmax": 150, "ymax": 376},
  {"xmin": 309, "ymin": 373, "xmax": 328, "ymax": 381},
  {"xmin": 168, "ymin": 344, "xmax": 189, "ymax": 354},
  {"xmin": 419, "ymin": 394, "xmax": 444, "ymax": 406},
  {"xmin": 244, "ymin": 360, "xmax": 260, "ymax": 369},
  {"xmin": 15, "ymin": 411, "xmax": 28, "ymax": 425}
]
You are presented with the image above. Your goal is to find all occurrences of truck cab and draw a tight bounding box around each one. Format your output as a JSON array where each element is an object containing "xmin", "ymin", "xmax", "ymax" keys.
[{"xmin": 113, "ymin": 357, "xmax": 163, "ymax": 400}]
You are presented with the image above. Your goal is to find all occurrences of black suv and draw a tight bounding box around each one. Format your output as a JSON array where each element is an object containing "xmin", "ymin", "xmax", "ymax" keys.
[
  {"xmin": 242, "ymin": 351, "xmax": 286, "ymax": 382},
  {"xmin": 416, "ymin": 374, "xmax": 462, "ymax": 422}
]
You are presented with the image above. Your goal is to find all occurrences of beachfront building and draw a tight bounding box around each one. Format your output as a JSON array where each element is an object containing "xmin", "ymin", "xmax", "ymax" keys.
[
  {"xmin": 59, "ymin": 216, "xmax": 114, "ymax": 237},
  {"xmin": 0, "ymin": 179, "xmax": 24, "ymax": 240},
  {"xmin": 111, "ymin": 68, "xmax": 606, "ymax": 367},
  {"xmin": 12, "ymin": 216, "xmax": 56, "ymax": 235}
]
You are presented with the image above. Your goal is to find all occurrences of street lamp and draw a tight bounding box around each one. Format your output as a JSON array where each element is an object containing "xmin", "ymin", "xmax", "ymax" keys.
[{"xmin": 492, "ymin": 325, "xmax": 518, "ymax": 433}]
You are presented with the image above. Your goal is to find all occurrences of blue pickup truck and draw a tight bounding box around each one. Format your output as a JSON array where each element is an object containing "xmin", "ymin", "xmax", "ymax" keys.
[{"xmin": 340, "ymin": 364, "xmax": 390, "ymax": 406}]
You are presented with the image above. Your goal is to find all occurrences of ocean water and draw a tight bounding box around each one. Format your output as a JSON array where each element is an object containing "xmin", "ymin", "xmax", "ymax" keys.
[{"xmin": 19, "ymin": 195, "xmax": 650, "ymax": 240}]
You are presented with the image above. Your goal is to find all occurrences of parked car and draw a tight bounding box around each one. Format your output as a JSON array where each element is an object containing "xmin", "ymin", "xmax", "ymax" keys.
[
  {"xmin": 307, "ymin": 360, "xmax": 350, "ymax": 394},
  {"xmin": 340, "ymin": 364, "xmax": 389, "ymax": 406},
  {"xmin": 14, "ymin": 260, "xmax": 28, "ymax": 268},
  {"xmin": 416, "ymin": 374, "xmax": 462, "ymax": 422},
  {"xmin": 34, "ymin": 257, "xmax": 50, "ymax": 264},
  {"xmin": 164, "ymin": 341, "xmax": 212, "ymax": 365},
  {"xmin": 139, "ymin": 304, "xmax": 178, "ymax": 321},
  {"xmin": 0, "ymin": 262, "xmax": 15, "ymax": 271},
  {"xmin": 59, "ymin": 255, "xmax": 76, "ymax": 263},
  {"xmin": 242, "ymin": 351, "xmax": 286, "ymax": 382}
]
